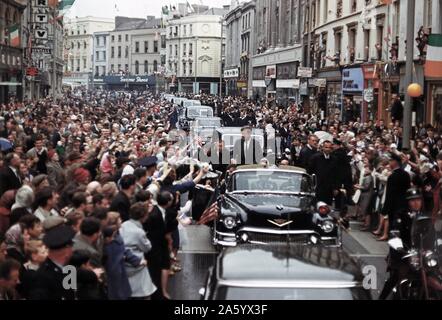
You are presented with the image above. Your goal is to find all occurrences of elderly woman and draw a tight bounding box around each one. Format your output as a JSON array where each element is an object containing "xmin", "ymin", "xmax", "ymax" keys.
[
  {"xmin": 10, "ymin": 185, "xmax": 34, "ymax": 226},
  {"xmin": 119, "ymin": 203, "xmax": 156, "ymax": 300}
]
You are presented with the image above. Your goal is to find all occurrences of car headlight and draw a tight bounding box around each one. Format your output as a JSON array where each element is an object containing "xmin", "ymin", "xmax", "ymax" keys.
[
  {"xmin": 321, "ymin": 220, "xmax": 335, "ymax": 233},
  {"xmin": 223, "ymin": 217, "xmax": 237, "ymax": 229},
  {"xmin": 425, "ymin": 251, "xmax": 438, "ymax": 268}
]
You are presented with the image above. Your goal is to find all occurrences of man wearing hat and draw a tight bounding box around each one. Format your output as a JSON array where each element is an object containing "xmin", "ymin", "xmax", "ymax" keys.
[
  {"xmin": 379, "ymin": 188, "xmax": 435, "ymax": 299},
  {"xmin": 29, "ymin": 224, "xmax": 77, "ymax": 300},
  {"xmin": 377, "ymin": 153, "xmax": 411, "ymax": 241}
]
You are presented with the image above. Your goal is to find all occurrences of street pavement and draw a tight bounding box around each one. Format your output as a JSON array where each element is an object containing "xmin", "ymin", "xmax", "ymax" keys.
[{"xmin": 169, "ymin": 222, "xmax": 389, "ymax": 300}]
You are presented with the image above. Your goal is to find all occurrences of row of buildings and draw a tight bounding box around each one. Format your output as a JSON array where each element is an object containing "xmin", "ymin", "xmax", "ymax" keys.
[
  {"xmin": 224, "ymin": 0, "xmax": 442, "ymax": 128},
  {"xmin": 62, "ymin": 3, "xmax": 229, "ymax": 95}
]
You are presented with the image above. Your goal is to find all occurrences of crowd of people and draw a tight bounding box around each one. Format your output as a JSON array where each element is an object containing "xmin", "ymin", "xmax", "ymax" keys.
[{"xmin": 0, "ymin": 89, "xmax": 441, "ymax": 300}]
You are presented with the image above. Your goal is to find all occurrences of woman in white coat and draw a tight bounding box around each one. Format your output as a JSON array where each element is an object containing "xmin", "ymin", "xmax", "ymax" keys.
[{"xmin": 120, "ymin": 203, "xmax": 157, "ymax": 299}]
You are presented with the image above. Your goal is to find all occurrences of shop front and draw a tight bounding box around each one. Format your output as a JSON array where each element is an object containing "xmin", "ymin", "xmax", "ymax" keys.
[
  {"xmin": 252, "ymin": 66, "xmax": 266, "ymax": 100},
  {"xmin": 427, "ymin": 82, "xmax": 442, "ymax": 130},
  {"xmin": 103, "ymin": 75, "xmax": 156, "ymax": 91},
  {"xmin": 316, "ymin": 68, "xmax": 342, "ymax": 119},
  {"xmin": 224, "ymin": 68, "xmax": 239, "ymax": 96},
  {"xmin": 378, "ymin": 61, "xmax": 401, "ymax": 122},
  {"xmin": 275, "ymin": 62, "xmax": 298, "ymax": 105},
  {"xmin": 342, "ymin": 67, "xmax": 364, "ymax": 122}
]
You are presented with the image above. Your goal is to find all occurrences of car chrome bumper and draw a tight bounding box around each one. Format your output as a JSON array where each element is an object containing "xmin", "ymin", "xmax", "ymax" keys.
[{"xmin": 214, "ymin": 227, "xmax": 339, "ymax": 247}]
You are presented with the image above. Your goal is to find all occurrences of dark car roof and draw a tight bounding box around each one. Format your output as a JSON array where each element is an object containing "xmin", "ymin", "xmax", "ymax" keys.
[{"xmin": 217, "ymin": 245, "xmax": 363, "ymax": 285}]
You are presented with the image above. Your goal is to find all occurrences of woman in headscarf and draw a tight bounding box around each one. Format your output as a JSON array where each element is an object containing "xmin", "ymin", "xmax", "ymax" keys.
[{"xmin": 9, "ymin": 185, "xmax": 34, "ymax": 226}]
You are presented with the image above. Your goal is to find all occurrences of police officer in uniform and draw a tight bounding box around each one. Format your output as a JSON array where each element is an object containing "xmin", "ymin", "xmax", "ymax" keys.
[
  {"xmin": 29, "ymin": 224, "xmax": 77, "ymax": 300},
  {"xmin": 379, "ymin": 188, "xmax": 435, "ymax": 300}
]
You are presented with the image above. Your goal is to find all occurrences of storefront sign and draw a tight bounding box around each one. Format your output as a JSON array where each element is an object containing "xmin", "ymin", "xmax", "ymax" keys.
[
  {"xmin": 297, "ymin": 67, "xmax": 313, "ymax": 78},
  {"xmin": 224, "ymin": 68, "xmax": 239, "ymax": 78},
  {"xmin": 103, "ymin": 75, "xmax": 156, "ymax": 85},
  {"xmin": 265, "ymin": 65, "xmax": 277, "ymax": 79},
  {"xmin": 309, "ymin": 78, "xmax": 327, "ymax": 87},
  {"xmin": 342, "ymin": 68, "xmax": 364, "ymax": 93},
  {"xmin": 276, "ymin": 79, "xmax": 300, "ymax": 89},
  {"xmin": 252, "ymin": 80, "xmax": 266, "ymax": 88}
]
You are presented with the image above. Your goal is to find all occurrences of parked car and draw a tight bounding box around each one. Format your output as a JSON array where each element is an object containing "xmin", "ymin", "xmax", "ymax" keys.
[
  {"xmin": 199, "ymin": 244, "xmax": 372, "ymax": 300},
  {"xmin": 213, "ymin": 165, "xmax": 341, "ymax": 247}
]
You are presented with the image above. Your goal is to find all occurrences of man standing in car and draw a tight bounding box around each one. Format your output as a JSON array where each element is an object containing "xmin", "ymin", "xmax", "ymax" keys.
[{"xmin": 233, "ymin": 126, "xmax": 263, "ymax": 165}]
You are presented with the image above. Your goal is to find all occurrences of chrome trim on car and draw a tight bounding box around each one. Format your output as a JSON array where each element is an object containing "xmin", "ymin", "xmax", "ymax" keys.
[
  {"xmin": 229, "ymin": 190, "xmax": 315, "ymax": 196},
  {"xmin": 217, "ymin": 280, "xmax": 362, "ymax": 289},
  {"xmin": 232, "ymin": 168, "xmax": 307, "ymax": 175},
  {"xmin": 215, "ymin": 230, "xmax": 236, "ymax": 237},
  {"xmin": 238, "ymin": 227, "xmax": 320, "ymax": 236}
]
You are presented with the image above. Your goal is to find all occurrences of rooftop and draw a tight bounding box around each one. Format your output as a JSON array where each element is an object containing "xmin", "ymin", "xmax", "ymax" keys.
[{"xmin": 114, "ymin": 16, "xmax": 162, "ymax": 31}]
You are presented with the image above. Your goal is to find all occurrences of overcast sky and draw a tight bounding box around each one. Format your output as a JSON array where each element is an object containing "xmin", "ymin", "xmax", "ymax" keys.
[{"xmin": 66, "ymin": 0, "xmax": 233, "ymax": 19}]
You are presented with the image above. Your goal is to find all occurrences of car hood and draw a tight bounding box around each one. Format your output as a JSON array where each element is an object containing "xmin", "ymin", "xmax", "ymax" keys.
[{"xmin": 223, "ymin": 193, "xmax": 312, "ymax": 219}]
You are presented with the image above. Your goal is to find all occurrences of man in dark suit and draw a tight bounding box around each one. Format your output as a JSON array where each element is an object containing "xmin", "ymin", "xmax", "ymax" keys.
[
  {"xmin": 233, "ymin": 126, "xmax": 263, "ymax": 165},
  {"xmin": 29, "ymin": 224, "xmax": 77, "ymax": 300},
  {"xmin": 0, "ymin": 153, "xmax": 22, "ymax": 196},
  {"xmin": 144, "ymin": 191, "xmax": 174, "ymax": 300},
  {"xmin": 109, "ymin": 175, "xmax": 136, "ymax": 222},
  {"xmin": 378, "ymin": 153, "xmax": 411, "ymax": 241},
  {"xmin": 308, "ymin": 141, "xmax": 338, "ymax": 205},
  {"xmin": 206, "ymin": 140, "xmax": 230, "ymax": 175},
  {"xmin": 279, "ymin": 122, "xmax": 290, "ymax": 150},
  {"xmin": 298, "ymin": 135, "xmax": 319, "ymax": 169}
]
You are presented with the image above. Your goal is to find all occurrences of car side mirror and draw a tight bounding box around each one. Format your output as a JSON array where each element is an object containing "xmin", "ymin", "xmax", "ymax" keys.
[{"xmin": 311, "ymin": 174, "xmax": 317, "ymax": 190}]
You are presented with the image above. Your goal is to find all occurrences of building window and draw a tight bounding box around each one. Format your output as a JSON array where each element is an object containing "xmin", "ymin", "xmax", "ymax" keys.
[
  {"xmin": 169, "ymin": 45, "xmax": 172, "ymax": 56},
  {"xmin": 424, "ymin": 0, "xmax": 433, "ymax": 28},
  {"xmin": 83, "ymin": 58, "xmax": 87, "ymax": 69},
  {"xmin": 135, "ymin": 60, "xmax": 139, "ymax": 74},
  {"xmin": 153, "ymin": 60, "xmax": 158, "ymax": 72},
  {"xmin": 95, "ymin": 51, "xmax": 99, "ymax": 60},
  {"xmin": 183, "ymin": 62, "xmax": 186, "ymax": 75},
  {"xmin": 161, "ymin": 35, "xmax": 166, "ymax": 48},
  {"xmin": 189, "ymin": 24, "xmax": 193, "ymax": 35},
  {"xmin": 189, "ymin": 62, "xmax": 193, "ymax": 75},
  {"xmin": 125, "ymin": 34, "xmax": 129, "ymax": 42},
  {"xmin": 95, "ymin": 66, "xmax": 99, "ymax": 77},
  {"xmin": 364, "ymin": 28, "xmax": 370, "ymax": 61},
  {"xmin": 183, "ymin": 43, "xmax": 187, "ymax": 56},
  {"xmin": 77, "ymin": 59, "xmax": 80, "ymax": 72},
  {"xmin": 125, "ymin": 46, "xmax": 128, "ymax": 58},
  {"xmin": 77, "ymin": 41, "xmax": 80, "ymax": 49},
  {"xmin": 144, "ymin": 41, "xmax": 149, "ymax": 53},
  {"xmin": 184, "ymin": 25, "xmax": 187, "ymax": 35},
  {"xmin": 84, "ymin": 41, "xmax": 87, "ymax": 49},
  {"xmin": 154, "ymin": 41, "xmax": 158, "ymax": 53},
  {"xmin": 111, "ymin": 46, "xmax": 115, "ymax": 58},
  {"xmin": 118, "ymin": 46, "xmax": 121, "ymax": 58},
  {"xmin": 351, "ymin": 0, "xmax": 357, "ymax": 13},
  {"xmin": 71, "ymin": 59, "xmax": 74, "ymax": 71},
  {"xmin": 103, "ymin": 37, "xmax": 106, "ymax": 46},
  {"xmin": 144, "ymin": 60, "xmax": 148, "ymax": 73},
  {"xmin": 189, "ymin": 43, "xmax": 193, "ymax": 56},
  {"xmin": 135, "ymin": 41, "xmax": 139, "ymax": 53},
  {"xmin": 111, "ymin": 64, "xmax": 114, "ymax": 73},
  {"xmin": 103, "ymin": 51, "xmax": 106, "ymax": 60},
  {"xmin": 118, "ymin": 34, "xmax": 122, "ymax": 42},
  {"xmin": 71, "ymin": 42, "xmax": 74, "ymax": 49},
  {"xmin": 175, "ymin": 44, "xmax": 178, "ymax": 56},
  {"xmin": 118, "ymin": 64, "xmax": 121, "ymax": 72},
  {"xmin": 125, "ymin": 64, "xmax": 128, "ymax": 72},
  {"xmin": 101, "ymin": 66, "xmax": 106, "ymax": 76},
  {"xmin": 111, "ymin": 35, "xmax": 115, "ymax": 42},
  {"xmin": 96, "ymin": 37, "xmax": 100, "ymax": 46}
]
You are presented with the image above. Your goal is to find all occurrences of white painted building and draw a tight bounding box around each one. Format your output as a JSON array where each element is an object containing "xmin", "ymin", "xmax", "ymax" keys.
[
  {"xmin": 63, "ymin": 16, "xmax": 115, "ymax": 86},
  {"xmin": 107, "ymin": 16, "xmax": 164, "ymax": 77},
  {"xmin": 165, "ymin": 7, "xmax": 228, "ymax": 94}
]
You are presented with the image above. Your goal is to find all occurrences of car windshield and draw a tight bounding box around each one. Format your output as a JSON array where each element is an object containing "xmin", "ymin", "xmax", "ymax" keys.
[
  {"xmin": 231, "ymin": 171, "xmax": 312, "ymax": 193},
  {"xmin": 185, "ymin": 100, "xmax": 201, "ymax": 106},
  {"xmin": 188, "ymin": 107, "xmax": 213, "ymax": 118},
  {"xmin": 198, "ymin": 119, "xmax": 221, "ymax": 127},
  {"xmin": 216, "ymin": 287, "xmax": 370, "ymax": 300}
]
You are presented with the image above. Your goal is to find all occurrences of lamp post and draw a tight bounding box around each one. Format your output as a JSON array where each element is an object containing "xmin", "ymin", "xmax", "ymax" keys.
[
  {"xmin": 219, "ymin": 17, "xmax": 224, "ymax": 97},
  {"xmin": 402, "ymin": 0, "xmax": 416, "ymax": 150}
]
